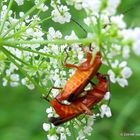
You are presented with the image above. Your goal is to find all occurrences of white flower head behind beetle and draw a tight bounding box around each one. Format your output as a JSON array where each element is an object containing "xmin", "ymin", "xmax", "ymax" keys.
[
  {"xmin": 15, "ymin": 0, "xmax": 24, "ymax": 6},
  {"xmin": 51, "ymin": 1, "xmax": 71, "ymax": 24},
  {"xmin": 108, "ymin": 61, "xmax": 132, "ymax": 87}
]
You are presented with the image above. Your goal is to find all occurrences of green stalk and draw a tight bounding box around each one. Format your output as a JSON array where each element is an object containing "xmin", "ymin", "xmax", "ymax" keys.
[
  {"xmin": 0, "ymin": 0, "xmax": 2, "ymax": 20},
  {"xmin": 96, "ymin": 14, "xmax": 113, "ymax": 69},
  {"xmin": 101, "ymin": 48, "xmax": 113, "ymax": 69},
  {"xmin": 54, "ymin": 0, "xmax": 62, "ymax": 14},
  {"xmin": 1, "ymin": 46, "xmax": 46, "ymax": 94},
  {"xmin": 4, "ymin": 38, "xmax": 95, "ymax": 46},
  {"xmin": 3, "ymin": 42, "xmax": 59, "ymax": 59},
  {"xmin": 2, "ymin": 0, "xmax": 46, "ymax": 38},
  {"xmin": 2, "ymin": 46, "xmax": 36, "ymax": 69},
  {"xmin": 0, "ymin": 0, "xmax": 14, "ymax": 33},
  {"xmin": 69, "ymin": 122, "xmax": 76, "ymax": 139},
  {"xmin": 90, "ymin": 47, "xmax": 100, "ymax": 65}
]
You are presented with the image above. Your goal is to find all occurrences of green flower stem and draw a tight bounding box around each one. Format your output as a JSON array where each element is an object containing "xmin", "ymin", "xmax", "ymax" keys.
[
  {"xmin": 4, "ymin": 38, "xmax": 95, "ymax": 46},
  {"xmin": 36, "ymin": 71, "xmax": 44, "ymax": 87},
  {"xmin": 96, "ymin": 15, "xmax": 113, "ymax": 69},
  {"xmin": 3, "ymin": 43, "xmax": 59, "ymax": 59},
  {"xmin": 2, "ymin": 0, "xmax": 46, "ymax": 38},
  {"xmin": 101, "ymin": 48, "xmax": 113, "ymax": 68},
  {"xmin": 0, "ymin": 0, "xmax": 14, "ymax": 33},
  {"xmin": 1, "ymin": 46, "xmax": 47, "ymax": 94},
  {"xmin": 54, "ymin": 0, "xmax": 62, "ymax": 14},
  {"xmin": 40, "ymin": 16, "xmax": 52, "ymax": 24},
  {"xmin": 0, "ymin": 0, "xmax": 2, "ymax": 20},
  {"xmin": 2, "ymin": 46, "xmax": 36, "ymax": 69},
  {"xmin": 90, "ymin": 47, "xmax": 100, "ymax": 65},
  {"xmin": 69, "ymin": 122, "xmax": 76, "ymax": 139}
]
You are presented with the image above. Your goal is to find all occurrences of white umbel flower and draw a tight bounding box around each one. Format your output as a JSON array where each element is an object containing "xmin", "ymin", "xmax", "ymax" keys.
[
  {"xmin": 100, "ymin": 104, "xmax": 112, "ymax": 118},
  {"xmin": 21, "ymin": 78, "xmax": 35, "ymax": 90},
  {"xmin": 46, "ymin": 107, "xmax": 53, "ymax": 114},
  {"xmin": 121, "ymin": 67, "xmax": 132, "ymax": 79},
  {"xmin": 107, "ymin": 70, "xmax": 116, "ymax": 83},
  {"xmin": 47, "ymin": 27, "xmax": 62, "ymax": 41},
  {"xmin": 133, "ymin": 40, "xmax": 140, "ymax": 56},
  {"xmin": 47, "ymin": 134, "xmax": 59, "ymax": 140},
  {"xmin": 82, "ymin": 0, "xmax": 101, "ymax": 13},
  {"xmin": 111, "ymin": 15, "xmax": 126, "ymax": 29},
  {"xmin": 15, "ymin": 0, "xmax": 24, "ymax": 5},
  {"xmin": 116, "ymin": 78, "xmax": 128, "ymax": 87},
  {"xmin": 51, "ymin": 5, "xmax": 71, "ymax": 24},
  {"xmin": 43, "ymin": 123, "xmax": 50, "ymax": 132},
  {"xmin": 104, "ymin": 92, "xmax": 111, "ymax": 100},
  {"xmin": 108, "ymin": 61, "xmax": 132, "ymax": 87}
]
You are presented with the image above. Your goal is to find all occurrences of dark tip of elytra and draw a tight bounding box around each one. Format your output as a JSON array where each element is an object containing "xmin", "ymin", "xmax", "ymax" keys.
[{"xmin": 48, "ymin": 117, "xmax": 61, "ymax": 124}]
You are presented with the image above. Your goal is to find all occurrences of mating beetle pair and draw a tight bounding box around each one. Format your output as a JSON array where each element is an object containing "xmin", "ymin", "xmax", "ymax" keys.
[{"xmin": 44, "ymin": 48, "xmax": 110, "ymax": 125}]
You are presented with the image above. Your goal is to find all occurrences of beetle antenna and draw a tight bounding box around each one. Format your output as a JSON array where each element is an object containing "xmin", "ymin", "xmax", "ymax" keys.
[
  {"xmin": 121, "ymin": 1, "xmax": 140, "ymax": 15},
  {"xmin": 71, "ymin": 17, "xmax": 87, "ymax": 34}
]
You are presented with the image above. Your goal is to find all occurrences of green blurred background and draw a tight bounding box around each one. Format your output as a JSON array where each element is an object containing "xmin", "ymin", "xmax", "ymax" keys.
[{"xmin": 0, "ymin": 0, "xmax": 140, "ymax": 140}]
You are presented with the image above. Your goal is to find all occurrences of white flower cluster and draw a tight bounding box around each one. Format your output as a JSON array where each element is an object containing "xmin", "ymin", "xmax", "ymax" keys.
[
  {"xmin": 108, "ymin": 61, "xmax": 132, "ymax": 87},
  {"xmin": 0, "ymin": 3, "xmax": 46, "ymax": 89},
  {"xmin": 43, "ymin": 107, "xmax": 72, "ymax": 140},
  {"xmin": 51, "ymin": 0, "xmax": 71, "ymax": 24},
  {"xmin": 35, "ymin": 0, "xmax": 48, "ymax": 12},
  {"xmin": 66, "ymin": 0, "xmax": 120, "ymax": 15},
  {"xmin": 14, "ymin": 0, "xmax": 24, "ymax": 6},
  {"xmin": 66, "ymin": 0, "xmax": 139, "ymax": 87}
]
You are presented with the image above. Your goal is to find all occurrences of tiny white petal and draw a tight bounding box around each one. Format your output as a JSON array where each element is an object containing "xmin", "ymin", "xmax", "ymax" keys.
[
  {"xmin": 121, "ymin": 67, "xmax": 132, "ymax": 79},
  {"xmin": 119, "ymin": 61, "xmax": 127, "ymax": 68},
  {"xmin": 111, "ymin": 14, "xmax": 126, "ymax": 29},
  {"xmin": 108, "ymin": 70, "xmax": 116, "ymax": 83},
  {"xmin": 48, "ymin": 113, "xmax": 53, "ymax": 118},
  {"xmin": 60, "ymin": 133, "xmax": 66, "ymax": 140},
  {"xmin": 57, "ymin": 127, "xmax": 65, "ymax": 133},
  {"xmin": 117, "ymin": 78, "xmax": 128, "ymax": 87},
  {"xmin": 19, "ymin": 12, "xmax": 24, "ymax": 17},
  {"xmin": 15, "ymin": 0, "xmax": 24, "ymax": 5},
  {"xmin": 104, "ymin": 92, "xmax": 111, "ymax": 100},
  {"xmin": 46, "ymin": 107, "xmax": 53, "ymax": 113},
  {"xmin": 111, "ymin": 60, "xmax": 119, "ymax": 68},
  {"xmin": 133, "ymin": 41, "xmax": 140, "ymax": 56},
  {"xmin": 100, "ymin": 104, "xmax": 112, "ymax": 118},
  {"xmin": 47, "ymin": 134, "xmax": 59, "ymax": 140},
  {"xmin": 43, "ymin": 123, "xmax": 50, "ymax": 132}
]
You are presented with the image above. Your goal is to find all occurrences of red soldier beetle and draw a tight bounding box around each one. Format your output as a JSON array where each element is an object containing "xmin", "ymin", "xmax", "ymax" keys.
[
  {"xmin": 49, "ymin": 73, "xmax": 109, "ymax": 126},
  {"xmin": 44, "ymin": 48, "xmax": 102, "ymax": 103},
  {"xmin": 43, "ymin": 46, "xmax": 102, "ymax": 103}
]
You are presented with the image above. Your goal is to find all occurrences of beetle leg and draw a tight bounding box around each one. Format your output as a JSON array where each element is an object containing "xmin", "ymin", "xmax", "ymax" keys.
[
  {"xmin": 64, "ymin": 46, "xmax": 93, "ymax": 70},
  {"xmin": 70, "ymin": 101, "xmax": 93, "ymax": 115},
  {"xmin": 65, "ymin": 63, "xmax": 79, "ymax": 69},
  {"xmin": 80, "ymin": 103, "xmax": 93, "ymax": 115},
  {"xmin": 63, "ymin": 47, "xmax": 80, "ymax": 68},
  {"xmin": 43, "ymin": 86, "xmax": 63, "ymax": 101},
  {"xmin": 96, "ymin": 73, "xmax": 112, "ymax": 106}
]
